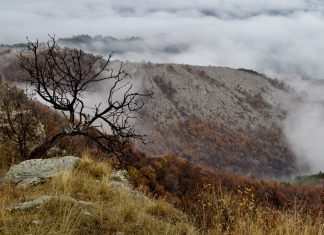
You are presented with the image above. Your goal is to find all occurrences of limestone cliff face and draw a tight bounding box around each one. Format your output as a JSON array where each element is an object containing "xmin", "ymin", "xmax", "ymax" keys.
[
  {"xmin": 118, "ymin": 62, "xmax": 298, "ymax": 178},
  {"xmin": 122, "ymin": 62, "xmax": 292, "ymax": 128}
]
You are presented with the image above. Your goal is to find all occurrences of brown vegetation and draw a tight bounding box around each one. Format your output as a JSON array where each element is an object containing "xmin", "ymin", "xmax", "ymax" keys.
[
  {"xmin": 125, "ymin": 153, "xmax": 324, "ymax": 233},
  {"xmin": 142, "ymin": 116, "xmax": 297, "ymax": 178}
]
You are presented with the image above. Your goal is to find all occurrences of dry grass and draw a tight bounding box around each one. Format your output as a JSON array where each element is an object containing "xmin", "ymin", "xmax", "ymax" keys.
[
  {"xmin": 0, "ymin": 156, "xmax": 197, "ymax": 235},
  {"xmin": 186, "ymin": 184, "xmax": 324, "ymax": 235},
  {"xmin": 1, "ymin": 153, "xmax": 324, "ymax": 235}
]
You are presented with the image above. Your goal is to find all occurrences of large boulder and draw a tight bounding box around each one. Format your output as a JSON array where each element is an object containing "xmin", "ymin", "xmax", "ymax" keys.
[{"xmin": 2, "ymin": 156, "xmax": 80, "ymax": 188}]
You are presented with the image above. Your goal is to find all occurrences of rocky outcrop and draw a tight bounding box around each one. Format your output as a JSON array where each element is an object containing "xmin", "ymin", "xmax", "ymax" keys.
[
  {"xmin": 3, "ymin": 156, "xmax": 80, "ymax": 188},
  {"xmin": 3, "ymin": 158, "xmax": 137, "ymax": 213},
  {"xmin": 110, "ymin": 170, "xmax": 132, "ymax": 192},
  {"xmin": 115, "ymin": 62, "xmax": 295, "ymax": 129}
]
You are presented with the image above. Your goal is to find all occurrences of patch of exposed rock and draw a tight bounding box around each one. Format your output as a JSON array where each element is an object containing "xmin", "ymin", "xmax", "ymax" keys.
[
  {"xmin": 4, "ymin": 159, "xmax": 144, "ymax": 213},
  {"xmin": 6, "ymin": 195, "xmax": 93, "ymax": 212},
  {"xmin": 110, "ymin": 170, "xmax": 129, "ymax": 189},
  {"xmin": 2, "ymin": 156, "xmax": 80, "ymax": 188},
  {"xmin": 110, "ymin": 170, "xmax": 147, "ymax": 199},
  {"xmin": 116, "ymin": 62, "xmax": 295, "ymax": 129}
]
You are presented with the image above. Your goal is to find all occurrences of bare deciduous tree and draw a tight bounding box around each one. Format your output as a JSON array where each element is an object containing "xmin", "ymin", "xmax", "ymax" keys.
[
  {"xmin": 0, "ymin": 81, "xmax": 45, "ymax": 159},
  {"xmin": 18, "ymin": 36, "xmax": 150, "ymax": 160}
]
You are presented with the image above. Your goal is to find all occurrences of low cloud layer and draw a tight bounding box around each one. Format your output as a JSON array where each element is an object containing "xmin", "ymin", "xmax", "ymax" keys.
[
  {"xmin": 2, "ymin": 0, "xmax": 324, "ymax": 173},
  {"xmin": 2, "ymin": 0, "xmax": 324, "ymax": 79}
]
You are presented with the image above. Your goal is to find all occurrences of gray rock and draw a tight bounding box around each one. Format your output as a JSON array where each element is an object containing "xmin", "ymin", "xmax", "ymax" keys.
[
  {"xmin": 6, "ymin": 195, "xmax": 93, "ymax": 212},
  {"xmin": 83, "ymin": 211, "xmax": 91, "ymax": 216},
  {"xmin": 113, "ymin": 232, "xmax": 125, "ymax": 235},
  {"xmin": 111, "ymin": 170, "xmax": 129, "ymax": 184},
  {"xmin": 3, "ymin": 156, "xmax": 80, "ymax": 188},
  {"xmin": 110, "ymin": 170, "xmax": 130, "ymax": 191},
  {"xmin": 32, "ymin": 220, "xmax": 42, "ymax": 225},
  {"xmin": 110, "ymin": 170, "xmax": 149, "ymax": 201}
]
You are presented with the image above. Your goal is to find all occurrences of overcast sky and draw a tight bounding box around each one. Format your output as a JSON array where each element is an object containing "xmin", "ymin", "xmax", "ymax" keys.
[{"xmin": 1, "ymin": 0, "xmax": 324, "ymax": 79}]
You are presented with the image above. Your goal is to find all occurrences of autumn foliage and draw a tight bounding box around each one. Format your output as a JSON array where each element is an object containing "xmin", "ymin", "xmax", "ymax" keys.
[
  {"xmin": 124, "ymin": 153, "xmax": 324, "ymax": 231},
  {"xmin": 142, "ymin": 116, "xmax": 297, "ymax": 178}
]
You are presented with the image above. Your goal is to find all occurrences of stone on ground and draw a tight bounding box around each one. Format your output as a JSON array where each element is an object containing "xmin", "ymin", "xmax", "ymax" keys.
[{"xmin": 2, "ymin": 156, "xmax": 80, "ymax": 188}]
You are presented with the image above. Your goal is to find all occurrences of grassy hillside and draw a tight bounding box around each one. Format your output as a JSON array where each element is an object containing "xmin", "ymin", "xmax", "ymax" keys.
[
  {"xmin": 0, "ymin": 156, "xmax": 196, "ymax": 235},
  {"xmin": 1, "ymin": 153, "xmax": 324, "ymax": 234}
]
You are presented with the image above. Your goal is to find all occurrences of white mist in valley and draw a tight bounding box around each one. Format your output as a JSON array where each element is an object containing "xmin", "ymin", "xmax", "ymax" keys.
[{"xmin": 284, "ymin": 78, "xmax": 324, "ymax": 174}]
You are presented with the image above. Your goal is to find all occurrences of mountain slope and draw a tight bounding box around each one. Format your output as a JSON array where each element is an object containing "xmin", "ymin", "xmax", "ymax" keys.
[
  {"xmin": 0, "ymin": 48, "xmax": 299, "ymax": 178},
  {"xmin": 115, "ymin": 62, "xmax": 299, "ymax": 178}
]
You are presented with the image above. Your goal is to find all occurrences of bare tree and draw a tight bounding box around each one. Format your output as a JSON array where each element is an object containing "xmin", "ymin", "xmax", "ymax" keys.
[
  {"xmin": 0, "ymin": 81, "xmax": 45, "ymax": 159},
  {"xmin": 17, "ymin": 36, "xmax": 150, "ymax": 160}
]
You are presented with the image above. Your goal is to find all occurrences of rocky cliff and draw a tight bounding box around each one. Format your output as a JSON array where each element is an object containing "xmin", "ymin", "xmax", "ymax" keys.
[{"xmin": 115, "ymin": 62, "xmax": 298, "ymax": 178}]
